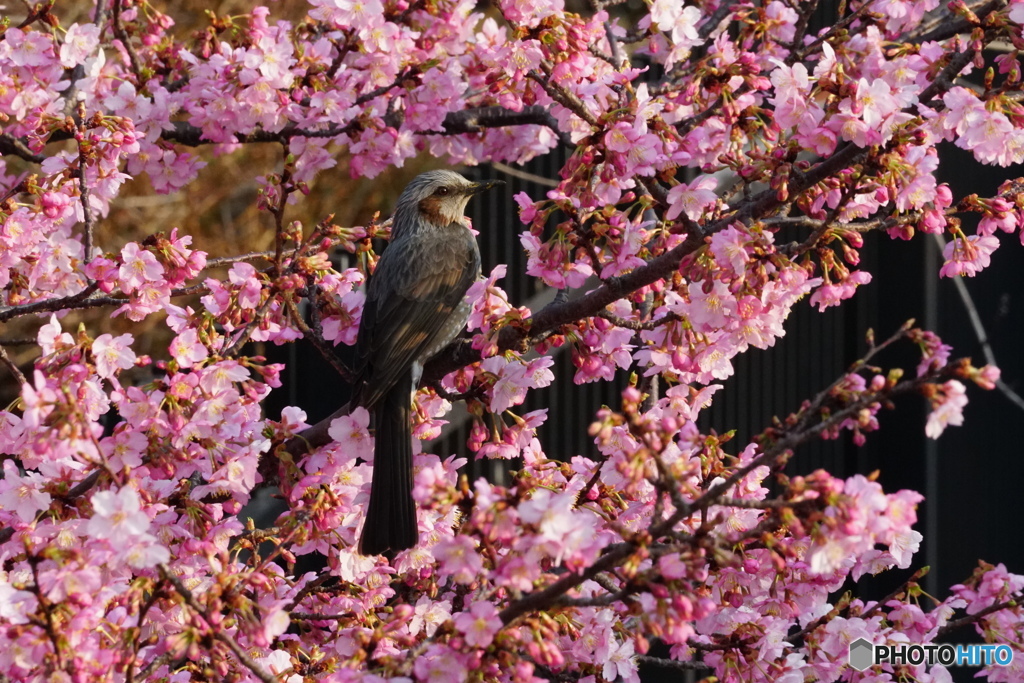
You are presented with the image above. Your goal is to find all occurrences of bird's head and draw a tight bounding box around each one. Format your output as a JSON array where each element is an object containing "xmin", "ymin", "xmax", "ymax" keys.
[{"xmin": 397, "ymin": 170, "xmax": 503, "ymax": 229}]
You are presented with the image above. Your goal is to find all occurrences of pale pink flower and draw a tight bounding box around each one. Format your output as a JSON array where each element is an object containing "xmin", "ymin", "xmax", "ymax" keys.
[
  {"xmin": 59, "ymin": 23, "xmax": 101, "ymax": 68},
  {"xmin": 123, "ymin": 538, "xmax": 171, "ymax": 569},
  {"xmin": 940, "ymin": 235, "xmax": 999, "ymax": 277},
  {"xmin": 1011, "ymin": 0, "xmax": 1024, "ymax": 24},
  {"xmin": 37, "ymin": 315, "xmax": 73, "ymax": 355},
  {"xmin": 4, "ymin": 28, "xmax": 54, "ymax": 67},
  {"xmin": 0, "ymin": 461, "xmax": 51, "ymax": 522},
  {"xmin": 602, "ymin": 637, "xmax": 638, "ymax": 682},
  {"xmin": 87, "ymin": 487, "xmax": 151, "ymax": 539},
  {"xmin": 169, "ymin": 328, "xmax": 209, "ymax": 368},
  {"xmin": 665, "ymin": 175, "xmax": 719, "ymax": 221},
  {"xmin": 454, "ymin": 601, "xmax": 502, "ymax": 648},
  {"xmin": 482, "ymin": 356, "xmax": 554, "ymax": 414},
  {"xmin": 433, "ymin": 536, "xmax": 483, "ymax": 584},
  {"xmin": 229, "ymin": 262, "xmax": 263, "ymax": 309},
  {"xmin": 0, "ymin": 578, "xmax": 38, "ymax": 625},
  {"xmin": 409, "ymin": 596, "xmax": 453, "ymax": 637},
  {"xmin": 925, "ymin": 380, "xmax": 968, "ymax": 438},
  {"xmin": 413, "ymin": 644, "xmax": 470, "ymax": 683},
  {"xmin": 119, "ymin": 243, "xmax": 163, "ymax": 292},
  {"xmin": 198, "ymin": 360, "xmax": 250, "ymax": 394},
  {"xmin": 708, "ymin": 225, "xmax": 751, "ymax": 274},
  {"xmin": 92, "ymin": 333, "xmax": 137, "ymax": 379},
  {"xmin": 328, "ymin": 408, "xmax": 374, "ymax": 463}
]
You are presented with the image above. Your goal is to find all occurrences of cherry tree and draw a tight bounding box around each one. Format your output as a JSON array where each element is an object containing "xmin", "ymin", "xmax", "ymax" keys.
[{"xmin": 1, "ymin": 0, "xmax": 1023, "ymax": 681}]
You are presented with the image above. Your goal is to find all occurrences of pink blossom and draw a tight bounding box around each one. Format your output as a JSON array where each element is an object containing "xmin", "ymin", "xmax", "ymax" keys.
[
  {"xmin": 707, "ymin": 225, "xmax": 751, "ymax": 274},
  {"xmin": 454, "ymin": 601, "xmax": 502, "ymax": 648},
  {"xmin": 328, "ymin": 407, "xmax": 374, "ymax": 463},
  {"xmin": 87, "ymin": 487, "xmax": 151, "ymax": 539},
  {"xmin": 520, "ymin": 232, "xmax": 595, "ymax": 289},
  {"xmin": 228, "ymin": 262, "xmax": 263, "ymax": 309},
  {"xmin": 433, "ymin": 535, "xmax": 484, "ymax": 584},
  {"xmin": 940, "ymin": 235, "xmax": 999, "ymax": 277},
  {"xmin": 0, "ymin": 578, "xmax": 37, "ymax": 626},
  {"xmin": 665, "ymin": 176, "xmax": 719, "ymax": 221},
  {"xmin": 59, "ymin": 23, "xmax": 101, "ymax": 67},
  {"xmin": 809, "ymin": 271, "xmax": 872, "ymax": 311},
  {"xmin": 169, "ymin": 328, "xmax": 209, "ymax": 368},
  {"xmin": 1012, "ymin": 1, "xmax": 1024, "ymax": 24},
  {"xmin": 92, "ymin": 333, "xmax": 137, "ymax": 379},
  {"xmin": 481, "ymin": 356, "xmax": 554, "ymax": 413},
  {"xmin": 925, "ymin": 380, "xmax": 968, "ymax": 438},
  {"xmin": 602, "ymin": 637, "xmax": 638, "ymax": 682},
  {"xmin": 0, "ymin": 461, "xmax": 51, "ymax": 522},
  {"xmin": 413, "ymin": 644, "xmax": 470, "ymax": 683},
  {"xmin": 123, "ymin": 538, "xmax": 172, "ymax": 569},
  {"xmin": 118, "ymin": 242, "xmax": 164, "ymax": 292},
  {"xmin": 915, "ymin": 330, "xmax": 952, "ymax": 377},
  {"xmin": 37, "ymin": 314, "xmax": 73, "ymax": 355},
  {"xmin": 198, "ymin": 360, "xmax": 250, "ymax": 394},
  {"xmin": 409, "ymin": 596, "xmax": 453, "ymax": 637}
]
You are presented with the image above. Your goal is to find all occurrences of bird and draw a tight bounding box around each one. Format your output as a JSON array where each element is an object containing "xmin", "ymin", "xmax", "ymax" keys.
[{"xmin": 352, "ymin": 169, "xmax": 502, "ymax": 556}]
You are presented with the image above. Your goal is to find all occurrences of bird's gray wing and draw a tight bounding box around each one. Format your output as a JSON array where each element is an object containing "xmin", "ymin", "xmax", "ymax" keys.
[{"xmin": 354, "ymin": 228, "xmax": 480, "ymax": 409}]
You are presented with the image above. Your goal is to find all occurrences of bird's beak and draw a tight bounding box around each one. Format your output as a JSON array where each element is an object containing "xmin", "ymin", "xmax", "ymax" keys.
[{"xmin": 467, "ymin": 179, "xmax": 504, "ymax": 195}]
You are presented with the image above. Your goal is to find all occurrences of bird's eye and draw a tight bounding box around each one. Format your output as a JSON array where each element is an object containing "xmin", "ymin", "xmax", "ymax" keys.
[{"xmin": 435, "ymin": 187, "xmax": 450, "ymax": 196}]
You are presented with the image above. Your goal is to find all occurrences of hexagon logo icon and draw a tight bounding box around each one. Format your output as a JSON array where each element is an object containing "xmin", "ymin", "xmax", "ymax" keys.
[{"xmin": 848, "ymin": 638, "xmax": 874, "ymax": 671}]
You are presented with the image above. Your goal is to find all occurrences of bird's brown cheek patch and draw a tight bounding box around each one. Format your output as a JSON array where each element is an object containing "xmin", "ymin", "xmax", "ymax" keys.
[{"xmin": 418, "ymin": 196, "xmax": 447, "ymax": 225}]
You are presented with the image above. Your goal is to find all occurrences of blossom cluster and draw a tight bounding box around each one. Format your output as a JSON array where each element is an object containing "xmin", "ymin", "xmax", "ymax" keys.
[{"xmin": 1, "ymin": 0, "xmax": 1023, "ymax": 682}]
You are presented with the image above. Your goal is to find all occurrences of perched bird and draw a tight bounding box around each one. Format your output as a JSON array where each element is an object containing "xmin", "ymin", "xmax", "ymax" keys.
[{"xmin": 353, "ymin": 170, "xmax": 502, "ymax": 556}]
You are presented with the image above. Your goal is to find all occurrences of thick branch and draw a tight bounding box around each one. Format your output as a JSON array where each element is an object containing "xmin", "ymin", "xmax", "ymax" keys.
[
  {"xmin": 0, "ymin": 134, "xmax": 45, "ymax": 163},
  {"xmin": 2, "ymin": 105, "xmax": 571, "ymax": 162}
]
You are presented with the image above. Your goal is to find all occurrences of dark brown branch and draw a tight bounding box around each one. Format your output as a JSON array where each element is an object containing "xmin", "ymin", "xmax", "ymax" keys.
[
  {"xmin": 0, "ymin": 282, "xmax": 219, "ymax": 323},
  {"xmin": 0, "ymin": 134, "xmax": 45, "ymax": 163},
  {"xmin": 2, "ymin": 105, "xmax": 572, "ymax": 162},
  {"xmin": 911, "ymin": 0, "xmax": 1003, "ymax": 44},
  {"xmin": 597, "ymin": 310, "xmax": 678, "ymax": 332},
  {"xmin": 0, "ymin": 345, "xmax": 26, "ymax": 386},
  {"xmin": 528, "ymin": 66, "xmax": 600, "ymax": 127},
  {"xmin": 75, "ymin": 108, "xmax": 95, "ymax": 263},
  {"xmin": 112, "ymin": 0, "xmax": 144, "ymax": 78},
  {"xmin": 636, "ymin": 655, "xmax": 712, "ymax": 672},
  {"xmin": 936, "ymin": 591, "xmax": 1024, "ymax": 638},
  {"xmin": 150, "ymin": 106, "xmax": 572, "ymax": 149},
  {"xmin": 0, "ymin": 283, "xmax": 100, "ymax": 323},
  {"xmin": 284, "ymin": 298, "xmax": 356, "ymax": 384}
]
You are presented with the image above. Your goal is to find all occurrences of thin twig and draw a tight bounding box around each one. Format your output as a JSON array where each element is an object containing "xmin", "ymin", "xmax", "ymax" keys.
[
  {"xmin": 936, "ymin": 591, "xmax": 1024, "ymax": 638},
  {"xmin": 284, "ymin": 298, "xmax": 356, "ymax": 383},
  {"xmin": 75, "ymin": 105, "xmax": 95, "ymax": 264},
  {"xmin": 490, "ymin": 162, "xmax": 559, "ymax": 188},
  {"xmin": 112, "ymin": 0, "xmax": 145, "ymax": 79},
  {"xmin": 0, "ymin": 345, "xmax": 26, "ymax": 386},
  {"xmin": 932, "ymin": 233, "xmax": 1024, "ymax": 412},
  {"xmin": 204, "ymin": 250, "xmax": 279, "ymax": 268}
]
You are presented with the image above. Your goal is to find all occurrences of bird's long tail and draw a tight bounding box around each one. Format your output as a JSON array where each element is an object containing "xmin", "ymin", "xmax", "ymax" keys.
[{"xmin": 359, "ymin": 370, "xmax": 418, "ymax": 555}]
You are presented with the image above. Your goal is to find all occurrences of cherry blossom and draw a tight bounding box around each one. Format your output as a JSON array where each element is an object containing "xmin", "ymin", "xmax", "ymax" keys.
[{"xmin": 0, "ymin": 0, "xmax": 1022, "ymax": 681}]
